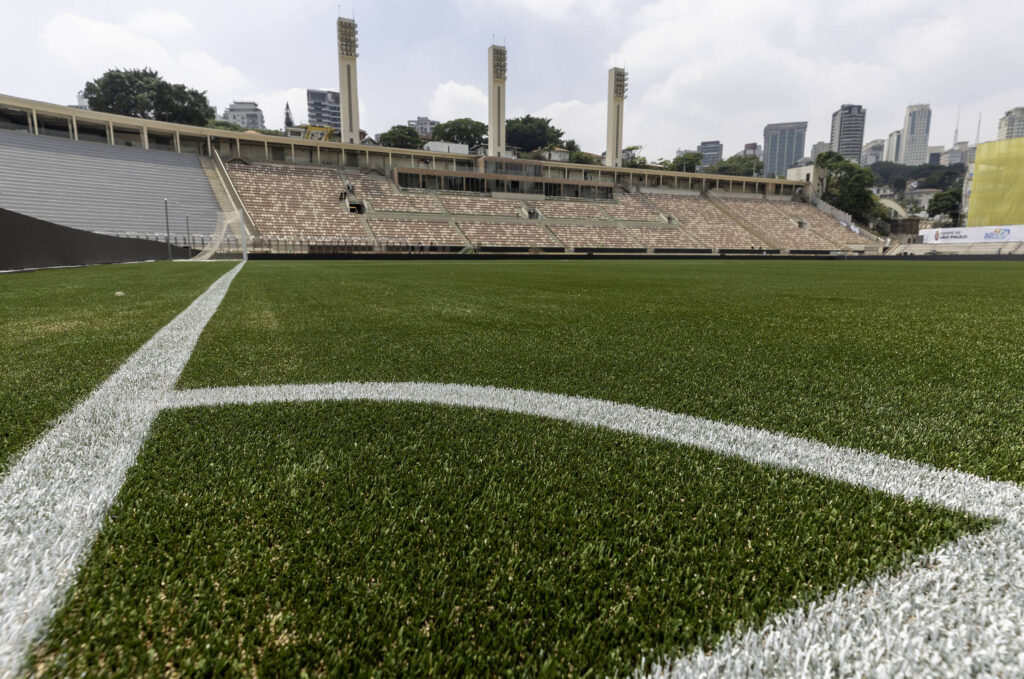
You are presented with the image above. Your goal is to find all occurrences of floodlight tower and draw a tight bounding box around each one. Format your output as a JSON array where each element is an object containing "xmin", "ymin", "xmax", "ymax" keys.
[
  {"xmin": 605, "ymin": 67, "xmax": 628, "ymax": 167},
  {"xmin": 487, "ymin": 45, "xmax": 508, "ymax": 157},
  {"xmin": 337, "ymin": 17, "xmax": 361, "ymax": 144}
]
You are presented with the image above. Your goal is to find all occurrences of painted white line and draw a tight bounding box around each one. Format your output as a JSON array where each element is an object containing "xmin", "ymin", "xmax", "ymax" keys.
[
  {"xmin": 0, "ymin": 262, "xmax": 243, "ymax": 678},
  {"xmin": 166, "ymin": 381, "xmax": 1024, "ymax": 522},
  {"xmin": 645, "ymin": 524, "xmax": 1024, "ymax": 678},
  {"xmin": 167, "ymin": 380, "xmax": 1024, "ymax": 677}
]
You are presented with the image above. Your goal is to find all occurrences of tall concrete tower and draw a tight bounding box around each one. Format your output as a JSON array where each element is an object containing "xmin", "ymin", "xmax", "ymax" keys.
[
  {"xmin": 487, "ymin": 45, "xmax": 507, "ymax": 157},
  {"xmin": 337, "ymin": 18, "xmax": 361, "ymax": 144},
  {"xmin": 605, "ymin": 67, "xmax": 627, "ymax": 167}
]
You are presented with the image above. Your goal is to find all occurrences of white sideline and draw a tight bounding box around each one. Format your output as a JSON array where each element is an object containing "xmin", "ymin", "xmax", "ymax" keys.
[
  {"xmin": 167, "ymin": 381, "xmax": 1024, "ymax": 678},
  {"xmin": 0, "ymin": 262, "xmax": 243, "ymax": 678}
]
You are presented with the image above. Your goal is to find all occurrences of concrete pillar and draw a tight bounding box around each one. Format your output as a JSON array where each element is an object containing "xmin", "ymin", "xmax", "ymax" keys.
[
  {"xmin": 337, "ymin": 18, "xmax": 361, "ymax": 145},
  {"xmin": 142, "ymin": 126, "xmax": 149, "ymax": 150},
  {"xmin": 487, "ymin": 45, "xmax": 507, "ymax": 157},
  {"xmin": 108, "ymin": 121, "xmax": 115, "ymax": 145},
  {"xmin": 71, "ymin": 116, "xmax": 78, "ymax": 141},
  {"xmin": 605, "ymin": 68, "xmax": 627, "ymax": 167},
  {"xmin": 265, "ymin": 141, "xmax": 269, "ymax": 160},
  {"xmin": 173, "ymin": 131, "xmax": 181, "ymax": 153},
  {"xmin": 30, "ymin": 109, "xmax": 38, "ymax": 134}
]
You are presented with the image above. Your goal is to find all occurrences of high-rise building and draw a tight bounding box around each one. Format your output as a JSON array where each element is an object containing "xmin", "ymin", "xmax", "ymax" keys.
[
  {"xmin": 487, "ymin": 45, "xmax": 508, "ymax": 157},
  {"xmin": 408, "ymin": 116, "xmax": 439, "ymax": 139},
  {"xmin": 221, "ymin": 101, "xmax": 264, "ymax": 130},
  {"xmin": 741, "ymin": 142, "xmax": 762, "ymax": 159},
  {"xmin": 928, "ymin": 146, "xmax": 944, "ymax": 166},
  {"xmin": 829, "ymin": 104, "xmax": 866, "ymax": 162},
  {"xmin": 885, "ymin": 130, "xmax": 902, "ymax": 163},
  {"xmin": 998, "ymin": 107, "xmax": 1024, "ymax": 140},
  {"xmin": 940, "ymin": 141, "xmax": 970, "ymax": 167},
  {"xmin": 605, "ymin": 67, "xmax": 627, "ymax": 167},
  {"xmin": 337, "ymin": 18, "xmax": 361, "ymax": 144},
  {"xmin": 307, "ymin": 89, "xmax": 341, "ymax": 136},
  {"xmin": 810, "ymin": 141, "xmax": 829, "ymax": 159},
  {"xmin": 861, "ymin": 139, "xmax": 886, "ymax": 166},
  {"xmin": 900, "ymin": 104, "xmax": 931, "ymax": 165},
  {"xmin": 698, "ymin": 140, "xmax": 723, "ymax": 167},
  {"xmin": 763, "ymin": 122, "xmax": 807, "ymax": 178}
]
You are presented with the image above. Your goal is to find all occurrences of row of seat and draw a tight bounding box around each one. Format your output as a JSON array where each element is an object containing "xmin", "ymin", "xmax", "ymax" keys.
[
  {"xmin": 226, "ymin": 162, "xmax": 874, "ymax": 253},
  {"xmin": 226, "ymin": 162, "xmax": 367, "ymax": 241}
]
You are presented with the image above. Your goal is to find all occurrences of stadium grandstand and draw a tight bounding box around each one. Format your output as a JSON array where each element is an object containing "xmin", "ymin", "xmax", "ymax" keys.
[{"xmin": 0, "ymin": 93, "xmax": 885, "ymax": 265}]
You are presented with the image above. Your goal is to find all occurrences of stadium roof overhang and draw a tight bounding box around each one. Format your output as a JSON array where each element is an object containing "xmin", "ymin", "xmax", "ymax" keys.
[{"xmin": 0, "ymin": 93, "xmax": 806, "ymax": 196}]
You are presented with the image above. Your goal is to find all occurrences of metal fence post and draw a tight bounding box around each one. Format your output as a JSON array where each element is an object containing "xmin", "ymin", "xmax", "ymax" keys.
[{"xmin": 164, "ymin": 199, "xmax": 171, "ymax": 260}]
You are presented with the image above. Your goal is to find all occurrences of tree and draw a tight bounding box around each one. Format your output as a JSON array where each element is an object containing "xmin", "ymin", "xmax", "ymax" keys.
[
  {"xmin": 668, "ymin": 152, "xmax": 702, "ymax": 173},
  {"xmin": 505, "ymin": 115, "xmax": 563, "ymax": 153},
  {"xmin": 284, "ymin": 103, "xmax": 294, "ymax": 129},
  {"xmin": 705, "ymin": 154, "xmax": 763, "ymax": 177},
  {"xmin": 564, "ymin": 139, "xmax": 599, "ymax": 165},
  {"xmin": 207, "ymin": 119, "xmax": 246, "ymax": 132},
  {"xmin": 815, "ymin": 151, "xmax": 881, "ymax": 222},
  {"xmin": 927, "ymin": 182, "xmax": 963, "ymax": 224},
  {"xmin": 622, "ymin": 145, "xmax": 648, "ymax": 168},
  {"xmin": 377, "ymin": 125, "xmax": 424, "ymax": 149},
  {"xmin": 83, "ymin": 68, "xmax": 214, "ymax": 126},
  {"xmin": 432, "ymin": 118, "xmax": 487, "ymax": 147}
]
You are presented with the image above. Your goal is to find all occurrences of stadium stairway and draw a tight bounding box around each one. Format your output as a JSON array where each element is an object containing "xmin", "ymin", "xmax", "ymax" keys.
[{"xmin": 0, "ymin": 129, "xmax": 221, "ymax": 239}]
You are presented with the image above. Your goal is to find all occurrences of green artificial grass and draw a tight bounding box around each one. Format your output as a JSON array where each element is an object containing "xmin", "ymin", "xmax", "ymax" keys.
[
  {"xmin": 180, "ymin": 260, "xmax": 1024, "ymax": 485},
  {"xmin": 34, "ymin": 402, "xmax": 983, "ymax": 678},
  {"xmin": 0, "ymin": 261, "xmax": 232, "ymax": 470}
]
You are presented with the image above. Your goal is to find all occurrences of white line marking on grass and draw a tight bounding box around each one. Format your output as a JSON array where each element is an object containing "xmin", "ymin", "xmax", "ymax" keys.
[
  {"xmin": 167, "ymin": 380, "xmax": 1024, "ymax": 677},
  {"xmin": 167, "ymin": 381, "xmax": 1024, "ymax": 522},
  {"xmin": 0, "ymin": 263, "xmax": 243, "ymax": 678}
]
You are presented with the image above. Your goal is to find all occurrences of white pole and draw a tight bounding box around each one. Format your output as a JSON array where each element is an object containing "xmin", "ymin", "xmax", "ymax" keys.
[
  {"xmin": 164, "ymin": 199, "xmax": 171, "ymax": 260},
  {"xmin": 239, "ymin": 209, "xmax": 248, "ymax": 261}
]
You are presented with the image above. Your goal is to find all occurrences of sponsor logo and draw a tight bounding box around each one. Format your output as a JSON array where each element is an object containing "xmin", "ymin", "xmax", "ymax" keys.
[{"xmin": 984, "ymin": 228, "xmax": 1011, "ymax": 241}]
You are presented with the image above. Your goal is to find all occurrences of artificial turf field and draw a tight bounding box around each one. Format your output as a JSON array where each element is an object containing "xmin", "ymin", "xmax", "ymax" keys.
[{"xmin": 4, "ymin": 259, "xmax": 1024, "ymax": 676}]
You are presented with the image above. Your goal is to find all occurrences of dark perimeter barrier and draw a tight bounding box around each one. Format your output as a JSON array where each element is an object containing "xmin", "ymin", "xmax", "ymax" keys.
[{"xmin": 0, "ymin": 208, "xmax": 191, "ymax": 271}]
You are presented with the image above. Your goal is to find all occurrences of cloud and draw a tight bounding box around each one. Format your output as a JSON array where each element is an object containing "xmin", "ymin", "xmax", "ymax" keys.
[
  {"xmin": 535, "ymin": 99, "xmax": 606, "ymax": 154},
  {"xmin": 42, "ymin": 12, "xmax": 245, "ymax": 96},
  {"xmin": 125, "ymin": 9, "xmax": 195, "ymax": 37},
  {"xmin": 427, "ymin": 81, "xmax": 487, "ymax": 122},
  {"xmin": 465, "ymin": 0, "xmax": 619, "ymax": 22}
]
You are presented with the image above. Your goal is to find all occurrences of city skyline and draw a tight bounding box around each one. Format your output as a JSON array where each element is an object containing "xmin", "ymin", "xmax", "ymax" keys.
[{"xmin": 1, "ymin": 0, "xmax": 1022, "ymax": 159}]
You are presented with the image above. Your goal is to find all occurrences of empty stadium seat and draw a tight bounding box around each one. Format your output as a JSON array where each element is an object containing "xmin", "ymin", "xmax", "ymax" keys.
[
  {"xmin": 0, "ymin": 128, "xmax": 221, "ymax": 239},
  {"xmin": 458, "ymin": 221, "xmax": 562, "ymax": 248},
  {"xmin": 548, "ymin": 224, "xmax": 639, "ymax": 249},
  {"xmin": 225, "ymin": 162, "xmax": 369, "ymax": 242}
]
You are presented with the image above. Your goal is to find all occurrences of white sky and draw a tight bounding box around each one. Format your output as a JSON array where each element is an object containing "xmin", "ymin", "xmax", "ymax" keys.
[{"xmin": 1, "ymin": 0, "xmax": 1021, "ymax": 159}]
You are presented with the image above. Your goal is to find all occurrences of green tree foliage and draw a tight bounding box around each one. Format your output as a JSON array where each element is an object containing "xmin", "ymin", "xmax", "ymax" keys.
[
  {"xmin": 564, "ymin": 139, "xmax": 600, "ymax": 165},
  {"xmin": 622, "ymin": 145, "xmax": 648, "ymax": 168},
  {"xmin": 706, "ymin": 154, "xmax": 763, "ymax": 177},
  {"xmin": 815, "ymin": 151, "xmax": 885, "ymax": 222},
  {"xmin": 206, "ymin": 120, "xmax": 246, "ymax": 132},
  {"xmin": 83, "ymin": 68, "xmax": 215, "ymax": 126},
  {"xmin": 505, "ymin": 115, "xmax": 563, "ymax": 153},
  {"xmin": 206, "ymin": 120, "xmax": 283, "ymax": 137},
  {"xmin": 667, "ymin": 152, "xmax": 703, "ymax": 173},
  {"xmin": 378, "ymin": 125, "xmax": 424, "ymax": 150},
  {"xmin": 284, "ymin": 103, "xmax": 294, "ymax": 129},
  {"xmin": 870, "ymin": 161, "xmax": 965, "ymax": 195},
  {"xmin": 432, "ymin": 118, "xmax": 487, "ymax": 147},
  {"xmin": 927, "ymin": 182, "xmax": 963, "ymax": 224}
]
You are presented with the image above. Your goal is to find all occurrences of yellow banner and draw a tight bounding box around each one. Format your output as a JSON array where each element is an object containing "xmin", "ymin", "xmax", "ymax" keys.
[{"xmin": 968, "ymin": 137, "xmax": 1024, "ymax": 227}]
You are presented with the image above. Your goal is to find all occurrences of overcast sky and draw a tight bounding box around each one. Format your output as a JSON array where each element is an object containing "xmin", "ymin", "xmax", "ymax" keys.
[{"xmin": 1, "ymin": 0, "xmax": 1022, "ymax": 159}]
